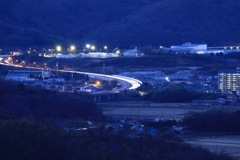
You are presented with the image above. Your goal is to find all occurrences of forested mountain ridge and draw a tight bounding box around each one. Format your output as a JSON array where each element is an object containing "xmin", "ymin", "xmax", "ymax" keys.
[{"xmin": 0, "ymin": 0, "xmax": 240, "ymax": 48}]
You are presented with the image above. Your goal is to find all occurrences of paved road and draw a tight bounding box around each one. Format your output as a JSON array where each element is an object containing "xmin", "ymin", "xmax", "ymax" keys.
[{"xmin": 0, "ymin": 62, "xmax": 142, "ymax": 95}]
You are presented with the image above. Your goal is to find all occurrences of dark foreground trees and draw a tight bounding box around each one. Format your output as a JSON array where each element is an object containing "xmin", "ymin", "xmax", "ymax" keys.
[
  {"xmin": 0, "ymin": 79, "xmax": 102, "ymax": 119},
  {"xmin": 0, "ymin": 118, "xmax": 233, "ymax": 160},
  {"xmin": 181, "ymin": 109, "xmax": 240, "ymax": 133}
]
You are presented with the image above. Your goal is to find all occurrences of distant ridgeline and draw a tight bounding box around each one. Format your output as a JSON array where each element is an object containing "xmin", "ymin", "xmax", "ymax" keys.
[{"xmin": 0, "ymin": 0, "xmax": 240, "ymax": 47}]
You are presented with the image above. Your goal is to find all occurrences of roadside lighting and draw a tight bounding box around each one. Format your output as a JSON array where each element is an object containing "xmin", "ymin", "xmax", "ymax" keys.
[
  {"xmin": 96, "ymin": 81, "xmax": 100, "ymax": 86},
  {"xmin": 86, "ymin": 44, "xmax": 90, "ymax": 49},
  {"xmin": 165, "ymin": 77, "xmax": 170, "ymax": 82},
  {"xmin": 70, "ymin": 45, "xmax": 75, "ymax": 51},
  {"xmin": 56, "ymin": 46, "xmax": 61, "ymax": 52},
  {"xmin": 33, "ymin": 62, "xmax": 36, "ymax": 65},
  {"xmin": 91, "ymin": 46, "xmax": 95, "ymax": 50},
  {"xmin": 104, "ymin": 46, "xmax": 107, "ymax": 50}
]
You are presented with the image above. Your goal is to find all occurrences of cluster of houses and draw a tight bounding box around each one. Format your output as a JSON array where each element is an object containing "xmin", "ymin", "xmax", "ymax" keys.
[{"xmin": 63, "ymin": 117, "xmax": 182, "ymax": 138}]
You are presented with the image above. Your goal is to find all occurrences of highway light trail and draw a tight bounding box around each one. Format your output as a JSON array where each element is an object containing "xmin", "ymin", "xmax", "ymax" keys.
[{"xmin": 0, "ymin": 62, "xmax": 142, "ymax": 94}]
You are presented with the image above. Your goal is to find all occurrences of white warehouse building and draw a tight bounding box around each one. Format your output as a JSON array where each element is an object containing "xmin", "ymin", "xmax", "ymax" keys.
[
  {"xmin": 169, "ymin": 42, "xmax": 207, "ymax": 53},
  {"xmin": 165, "ymin": 42, "xmax": 240, "ymax": 54},
  {"xmin": 171, "ymin": 42, "xmax": 207, "ymax": 50}
]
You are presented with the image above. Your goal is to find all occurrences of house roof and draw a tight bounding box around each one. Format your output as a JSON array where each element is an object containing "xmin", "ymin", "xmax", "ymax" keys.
[
  {"xmin": 83, "ymin": 85, "xmax": 99, "ymax": 90},
  {"xmin": 218, "ymin": 69, "xmax": 236, "ymax": 73}
]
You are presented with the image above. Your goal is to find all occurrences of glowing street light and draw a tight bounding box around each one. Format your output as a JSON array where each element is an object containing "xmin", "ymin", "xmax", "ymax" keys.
[
  {"xmin": 70, "ymin": 45, "xmax": 75, "ymax": 51},
  {"xmin": 86, "ymin": 44, "xmax": 90, "ymax": 49},
  {"xmin": 104, "ymin": 46, "xmax": 107, "ymax": 50},
  {"xmin": 96, "ymin": 81, "xmax": 101, "ymax": 86},
  {"xmin": 165, "ymin": 77, "xmax": 170, "ymax": 82},
  {"xmin": 56, "ymin": 46, "xmax": 61, "ymax": 52},
  {"xmin": 91, "ymin": 46, "xmax": 95, "ymax": 50}
]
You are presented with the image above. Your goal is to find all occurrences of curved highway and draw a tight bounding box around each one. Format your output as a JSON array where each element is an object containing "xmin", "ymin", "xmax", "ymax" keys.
[
  {"xmin": 66, "ymin": 70, "xmax": 142, "ymax": 95},
  {"xmin": 0, "ymin": 62, "xmax": 142, "ymax": 95}
]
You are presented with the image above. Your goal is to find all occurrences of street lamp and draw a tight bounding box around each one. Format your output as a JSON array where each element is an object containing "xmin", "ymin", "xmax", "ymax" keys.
[
  {"xmin": 91, "ymin": 46, "xmax": 95, "ymax": 50},
  {"xmin": 104, "ymin": 46, "xmax": 107, "ymax": 53},
  {"xmin": 56, "ymin": 46, "xmax": 61, "ymax": 52},
  {"xmin": 86, "ymin": 44, "xmax": 90, "ymax": 49},
  {"xmin": 70, "ymin": 45, "xmax": 75, "ymax": 51},
  {"xmin": 96, "ymin": 81, "xmax": 100, "ymax": 86}
]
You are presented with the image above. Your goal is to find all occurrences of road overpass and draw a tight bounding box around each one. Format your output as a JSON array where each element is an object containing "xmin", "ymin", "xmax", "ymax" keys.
[
  {"xmin": 0, "ymin": 55, "xmax": 15, "ymax": 58},
  {"xmin": 66, "ymin": 70, "xmax": 142, "ymax": 102},
  {"xmin": 0, "ymin": 62, "xmax": 142, "ymax": 101}
]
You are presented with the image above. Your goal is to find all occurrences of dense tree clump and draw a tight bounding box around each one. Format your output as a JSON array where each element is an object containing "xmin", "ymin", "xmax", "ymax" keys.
[
  {"xmin": 181, "ymin": 109, "xmax": 240, "ymax": 133},
  {"xmin": 0, "ymin": 118, "xmax": 233, "ymax": 160},
  {"xmin": 144, "ymin": 85, "xmax": 222, "ymax": 103},
  {"xmin": 0, "ymin": 79, "xmax": 102, "ymax": 119},
  {"xmin": 152, "ymin": 85, "xmax": 191, "ymax": 102}
]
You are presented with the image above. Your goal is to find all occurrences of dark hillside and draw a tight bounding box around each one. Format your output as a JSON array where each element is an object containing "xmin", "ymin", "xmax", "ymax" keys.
[
  {"xmin": 0, "ymin": 0, "xmax": 240, "ymax": 48},
  {"xmin": 85, "ymin": 0, "xmax": 240, "ymax": 47},
  {"xmin": 0, "ymin": 0, "xmax": 156, "ymax": 47}
]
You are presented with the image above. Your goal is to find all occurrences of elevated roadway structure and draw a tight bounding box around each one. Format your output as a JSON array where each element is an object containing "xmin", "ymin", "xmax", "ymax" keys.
[
  {"xmin": 67, "ymin": 71, "xmax": 142, "ymax": 102},
  {"xmin": 0, "ymin": 62, "xmax": 142, "ymax": 101}
]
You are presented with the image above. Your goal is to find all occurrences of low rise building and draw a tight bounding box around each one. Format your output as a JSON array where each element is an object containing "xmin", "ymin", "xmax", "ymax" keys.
[
  {"xmin": 123, "ymin": 47, "xmax": 138, "ymax": 57},
  {"xmin": 82, "ymin": 85, "xmax": 100, "ymax": 92},
  {"xmin": 165, "ymin": 42, "xmax": 207, "ymax": 53},
  {"xmin": 218, "ymin": 66, "xmax": 240, "ymax": 93},
  {"xmin": 164, "ymin": 42, "xmax": 240, "ymax": 54}
]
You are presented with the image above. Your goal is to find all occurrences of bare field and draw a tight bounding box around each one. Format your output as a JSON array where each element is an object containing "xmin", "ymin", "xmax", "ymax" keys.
[{"xmin": 100, "ymin": 101, "xmax": 207, "ymax": 120}]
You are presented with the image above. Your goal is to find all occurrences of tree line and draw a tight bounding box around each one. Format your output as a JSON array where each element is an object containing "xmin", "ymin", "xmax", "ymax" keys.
[
  {"xmin": 143, "ymin": 85, "xmax": 223, "ymax": 103},
  {"xmin": 181, "ymin": 109, "xmax": 240, "ymax": 133}
]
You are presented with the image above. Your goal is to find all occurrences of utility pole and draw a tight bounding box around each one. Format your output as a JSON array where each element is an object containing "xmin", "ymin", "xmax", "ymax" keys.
[
  {"xmin": 103, "ymin": 63, "xmax": 105, "ymax": 74},
  {"xmin": 56, "ymin": 62, "xmax": 58, "ymax": 77},
  {"xmin": 137, "ymin": 107, "xmax": 139, "ymax": 118}
]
